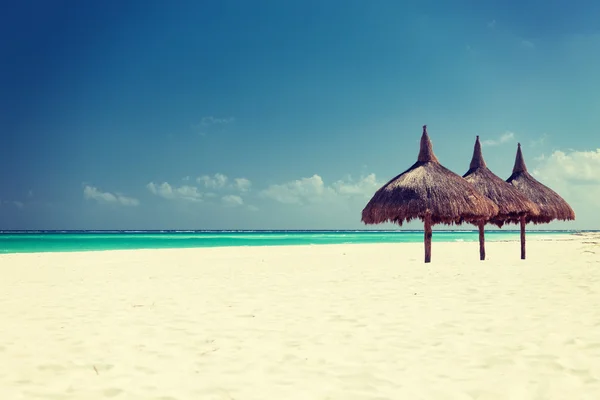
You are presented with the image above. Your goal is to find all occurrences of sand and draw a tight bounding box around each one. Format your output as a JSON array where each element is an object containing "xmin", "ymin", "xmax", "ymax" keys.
[{"xmin": 1, "ymin": 233, "xmax": 600, "ymax": 399}]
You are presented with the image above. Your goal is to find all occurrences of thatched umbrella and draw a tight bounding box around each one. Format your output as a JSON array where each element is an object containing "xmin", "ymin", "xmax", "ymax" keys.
[
  {"xmin": 506, "ymin": 143, "xmax": 576, "ymax": 259},
  {"xmin": 462, "ymin": 136, "xmax": 541, "ymax": 260},
  {"xmin": 362, "ymin": 125, "xmax": 499, "ymax": 263}
]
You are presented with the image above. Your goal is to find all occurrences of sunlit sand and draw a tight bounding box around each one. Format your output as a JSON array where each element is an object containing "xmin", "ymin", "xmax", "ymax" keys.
[{"xmin": 1, "ymin": 233, "xmax": 599, "ymax": 399}]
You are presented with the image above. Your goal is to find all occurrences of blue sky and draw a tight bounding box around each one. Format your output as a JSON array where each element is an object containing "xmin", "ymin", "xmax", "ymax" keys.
[{"xmin": 2, "ymin": 0, "xmax": 599, "ymax": 230}]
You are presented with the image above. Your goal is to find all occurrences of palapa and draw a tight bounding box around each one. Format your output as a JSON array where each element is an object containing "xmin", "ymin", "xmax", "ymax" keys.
[
  {"xmin": 462, "ymin": 136, "xmax": 541, "ymax": 260},
  {"xmin": 362, "ymin": 125, "xmax": 499, "ymax": 263},
  {"xmin": 506, "ymin": 143, "xmax": 575, "ymax": 259}
]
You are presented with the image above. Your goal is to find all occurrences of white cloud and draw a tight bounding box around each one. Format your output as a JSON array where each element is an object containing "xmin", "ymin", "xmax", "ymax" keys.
[
  {"xmin": 487, "ymin": 20, "xmax": 496, "ymax": 29},
  {"xmin": 533, "ymin": 149, "xmax": 600, "ymax": 185},
  {"xmin": 148, "ymin": 173, "xmax": 250, "ymax": 204},
  {"xmin": 222, "ymin": 194, "xmax": 244, "ymax": 207},
  {"xmin": 201, "ymin": 116, "xmax": 235, "ymax": 126},
  {"xmin": 260, "ymin": 175, "xmax": 334, "ymax": 205},
  {"xmin": 481, "ymin": 131, "xmax": 515, "ymax": 147},
  {"xmin": 530, "ymin": 133, "xmax": 548, "ymax": 148},
  {"xmin": 197, "ymin": 173, "xmax": 228, "ymax": 189},
  {"xmin": 1, "ymin": 200, "xmax": 24, "ymax": 209},
  {"xmin": 83, "ymin": 185, "xmax": 140, "ymax": 206},
  {"xmin": 521, "ymin": 40, "xmax": 534, "ymax": 48},
  {"xmin": 260, "ymin": 174, "xmax": 382, "ymax": 205},
  {"xmin": 174, "ymin": 185, "xmax": 203, "ymax": 202},
  {"xmin": 196, "ymin": 174, "xmax": 252, "ymax": 192},
  {"xmin": 332, "ymin": 173, "xmax": 380, "ymax": 196},
  {"xmin": 147, "ymin": 182, "xmax": 172, "ymax": 198},
  {"xmin": 233, "ymin": 177, "xmax": 252, "ymax": 192},
  {"xmin": 191, "ymin": 116, "xmax": 235, "ymax": 136},
  {"xmin": 532, "ymin": 148, "xmax": 600, "ymax": 227},
  {"xmin": 146, "ymin": 182, "xmax": 202, "ymax": 202},
  {"xmin": 146, "ymin": 173, "xmax": 380, "ymax": 211}
]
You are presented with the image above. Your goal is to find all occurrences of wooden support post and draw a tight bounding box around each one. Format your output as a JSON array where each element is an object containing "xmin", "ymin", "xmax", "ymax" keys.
[
  {"xmin": 478, "ymin": 220, "xmax": 486, "ymax": 261},
  {"xmin": 520, "ymin": 215, "xmax": 526, "ymax": 260},
  {"xmin": 424, "ymin": 213, "xmax": 432, "ymax": 263}
]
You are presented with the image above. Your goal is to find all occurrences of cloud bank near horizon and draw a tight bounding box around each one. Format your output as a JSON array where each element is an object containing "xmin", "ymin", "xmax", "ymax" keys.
[{"xmin": 70, "ymin": 146, "xmax": 599, "ymax": 229}]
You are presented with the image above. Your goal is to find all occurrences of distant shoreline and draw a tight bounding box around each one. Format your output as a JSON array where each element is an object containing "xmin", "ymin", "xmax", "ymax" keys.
[
  {"xmin": 0, "ymin": 230, "xmax": 578, "ymax": 255},
  {"xmin": 0, "ymin": 229, "xmax": 590, "ymax": 234}
]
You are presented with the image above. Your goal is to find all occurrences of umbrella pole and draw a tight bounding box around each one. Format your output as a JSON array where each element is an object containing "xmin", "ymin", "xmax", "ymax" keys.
[
  {"xmin": 478, "ymin": 220, "xmax": 485, "ymax": 261},
  {"xmin": 520, "ymin": 215, "xmax": 526, "ymax": 260},
  {"xmin": 424, "ymin": 213, "xmax": 432, "ymax": 263}
]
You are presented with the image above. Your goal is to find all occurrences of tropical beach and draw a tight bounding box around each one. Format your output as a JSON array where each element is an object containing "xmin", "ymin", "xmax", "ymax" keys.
[
  {"xmin": 4, "ymin": 1, "xmax": 600, "ymax": 400},
  {"xmin": 1, "ymin": 233, "xmax": 599, "ymax": 399}
]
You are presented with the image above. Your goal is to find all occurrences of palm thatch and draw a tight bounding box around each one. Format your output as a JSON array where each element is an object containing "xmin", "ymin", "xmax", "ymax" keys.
[
  {"xmin": 362, "ymin": 125, "xmax": 499, "ymax": 263},
  {"xmin": 506, "ymin": 143, "xmax": 575, "ymax": 223},
  {"xmin": 505, "ymin": 143, "xmax": 575, "ymax": 259},
  {"xmin": 462, "ymin": 136, "xmax": 541, "ymax": 260}
]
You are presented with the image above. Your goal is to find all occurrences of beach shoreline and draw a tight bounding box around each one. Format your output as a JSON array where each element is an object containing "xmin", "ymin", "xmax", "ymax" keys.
[
  {"xmin": 0, "ymin": 231, "xmax": 578, "ymax": 256},
  {"xmin": 1, "ymin": 233, "xmax": 599, "ymax": 399}
]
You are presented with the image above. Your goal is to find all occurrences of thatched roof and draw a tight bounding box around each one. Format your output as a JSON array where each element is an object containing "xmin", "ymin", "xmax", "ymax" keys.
[
  {"xmin": 506, "ymin": 143, "xmax": 575, "ymax": 223},
  {"xmin": 463, "ymin": 136, "xmax": 541, "ymax": 227},
  {"xmin": 362, "ymin": 126, "xmax": 499, "ymax": 226}
]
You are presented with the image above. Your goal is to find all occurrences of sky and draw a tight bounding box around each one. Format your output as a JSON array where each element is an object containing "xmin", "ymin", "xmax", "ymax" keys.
[{"xmin": 1, "ymin": 0, "xmax": 599, "ymax": 230}]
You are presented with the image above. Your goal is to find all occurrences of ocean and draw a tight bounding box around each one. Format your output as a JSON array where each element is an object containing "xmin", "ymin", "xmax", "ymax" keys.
[{"xmin": 0, "ymin": 230, "xmax": 575, "ymax": 254}]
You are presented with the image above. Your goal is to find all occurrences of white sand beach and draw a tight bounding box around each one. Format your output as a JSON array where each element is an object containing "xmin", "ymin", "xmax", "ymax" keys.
[{"xmin": 1, "ymin": 234, "xmax": 600, "ymax": 400}]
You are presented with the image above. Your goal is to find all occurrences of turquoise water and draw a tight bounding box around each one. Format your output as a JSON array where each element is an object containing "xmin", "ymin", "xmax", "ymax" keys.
[{"xmin": 0, "ymin": 230, "xmax": 573, "ymax": 254}]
